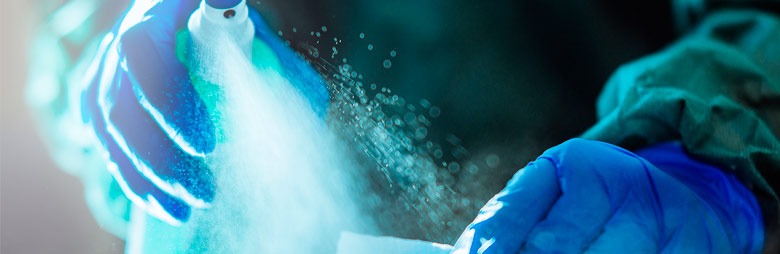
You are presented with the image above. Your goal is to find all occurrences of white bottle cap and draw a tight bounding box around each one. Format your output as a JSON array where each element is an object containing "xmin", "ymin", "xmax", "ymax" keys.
[{"xmin": 187, "ymin": 0, "xmax": 254, "ymax": 58}]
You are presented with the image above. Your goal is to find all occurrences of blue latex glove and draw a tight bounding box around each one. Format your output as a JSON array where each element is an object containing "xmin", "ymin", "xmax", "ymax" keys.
[
  {"xmin": 451, "ymin": 139, "xmax": 764, "ymax": 253},
  {"xmin": 82, "ymin": 0, "xmax": 327, "ymax": 225}
]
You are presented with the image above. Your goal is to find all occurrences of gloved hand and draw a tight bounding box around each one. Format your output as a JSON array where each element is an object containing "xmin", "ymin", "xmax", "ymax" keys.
[
  {"xmin": 451, "ymin": 139, "xmax": 764, "ymax": 253},
  {"xmin": 82, "ymin": 0, "xmax": 328, "ymax": 225}
]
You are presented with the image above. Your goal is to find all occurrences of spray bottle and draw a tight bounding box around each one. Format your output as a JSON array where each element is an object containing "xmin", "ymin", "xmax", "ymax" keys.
[
  {"xmin": 127, "ymin": 1, "xmax": 289, "ymax": 252},
  {"xmin": 174, "ymin": 0, "xmax": 284, "ymax": 141}
]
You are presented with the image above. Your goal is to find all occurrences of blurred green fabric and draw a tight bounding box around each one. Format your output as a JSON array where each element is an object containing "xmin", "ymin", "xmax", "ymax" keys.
[
  {"xmin": 582, "ymin": 10, "xmax": 780, "ymax": 250},
  {"xmin": 25, "ymin": 0, "xmax": 133, "ymax": 239}
]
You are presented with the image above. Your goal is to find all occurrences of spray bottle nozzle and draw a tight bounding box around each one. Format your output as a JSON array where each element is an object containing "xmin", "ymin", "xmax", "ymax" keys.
[
  {"xmin": 205, "ymin": 0, "xmax": 241, "ymax": 19},
  {"xmin": 188, "ymin": 0, "xmax": 255, "ymax": 59},
  {"xmin": 223, "ymin": 9, "xmax": 236, "ymax": 18}
]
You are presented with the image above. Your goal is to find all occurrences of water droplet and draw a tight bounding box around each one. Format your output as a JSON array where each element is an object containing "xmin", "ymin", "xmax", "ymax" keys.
[
  {"xmin": 434, "ymin": 149, "xmax": 443, "ymax": 159},
  {"xmin": 392, "ymin": 115, "xmax": 403, "ymax": 126},
  {"xmin": 315, "ymin": 32, "xmax": 321, "ymax": 37},
  {"xmin": 368, "ymin": 44, "xmax": 374, "ymax": 51},
  {"xmin": 390, "ymin": 50, "xmax": 397, "ymax": 57},
  {"xmin": 382, "ymin": 59, "xmax": 392, "ymax": 68},
  {"xmin": 419, "ymin": 99, "xmax": 431, "ymax": 108},
  {"xmin": 467, "ymin": 163, "xmax": 479, "ymax": 173},
  {"xmin": 429, "ymin": 106, "xmax": 440, "ymax": 117},
  {"xmin": 321, "ymin": 26, "xmax": 327, "ymax": 32},
  {"xmin": 448, "ymin": 162, "xmax": 460, "ymax": 173},
  {"xmin": 292, "ymin": 27, "xmax": 297, "ymax": 32},
  {"xmin": 486, "ymin": 154, "xmax": 500, "ymax": 168},
  {"xmin": 359, "ymin": 33, "xmax": 365, "ymax": 39},
  {"xmin": 277, "ymin": 30, "xmax": 283, "ymax": 36},
  {"xmin": 404, "ymin": 112, "xmax": 416, "ymax": 123}
]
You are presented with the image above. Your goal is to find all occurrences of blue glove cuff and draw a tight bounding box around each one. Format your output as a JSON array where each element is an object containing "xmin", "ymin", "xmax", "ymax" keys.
[{"xmin": 636, "ymin": 141, "xmax": 765, "ymax": 252}]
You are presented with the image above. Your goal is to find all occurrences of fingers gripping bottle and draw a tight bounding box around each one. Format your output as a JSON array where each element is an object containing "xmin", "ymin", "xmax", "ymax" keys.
[{"xmin": 129, "ymin": 1, "xmax": 286, "ymax": 252}]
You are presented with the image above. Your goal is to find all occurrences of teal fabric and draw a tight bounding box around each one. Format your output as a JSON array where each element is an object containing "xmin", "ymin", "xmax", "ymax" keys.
[
  {"xmin": 672, "ymin": 0, "xmax": 780, "ymax": 31},
  {"xmin": 581, "ymin": 10, "xmax": 780, "ymax": 249}
]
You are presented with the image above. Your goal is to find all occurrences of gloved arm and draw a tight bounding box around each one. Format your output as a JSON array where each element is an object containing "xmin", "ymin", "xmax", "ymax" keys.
[
  {"xmin": 82, "ymin": 0, "xmax": 328, "ymax": 225},
  {"xmin": 82, "ymin": 0, "xmax": 215, "ymax": 225},
  {"xmin": 451, "ymin": 139, "xmax": 763, "ymax": 253}
]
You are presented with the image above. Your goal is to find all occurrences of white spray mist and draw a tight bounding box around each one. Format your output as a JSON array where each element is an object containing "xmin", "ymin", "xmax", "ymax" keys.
[{"xmin": 128, "ymin": 1, "xmax": 375, "ymax": 252}]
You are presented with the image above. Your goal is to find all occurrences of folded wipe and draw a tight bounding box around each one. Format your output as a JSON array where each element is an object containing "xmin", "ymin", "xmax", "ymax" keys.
[{"xmin": 337, "ymin": 231, "xmax": 453, "ymax": 254}]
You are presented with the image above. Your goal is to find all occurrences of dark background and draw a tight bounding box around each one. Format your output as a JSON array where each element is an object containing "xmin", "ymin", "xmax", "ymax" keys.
[
  {"xmin": 2, "ymin": 0, "xmax": 679, "ymax": 252},
  {"xmin": 255, "ymin": 0, "xmax": 678, "ymax": 242},
  {"xmin": 262, "ymin": 0, "xmax": 676, "ymax": 166}
]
